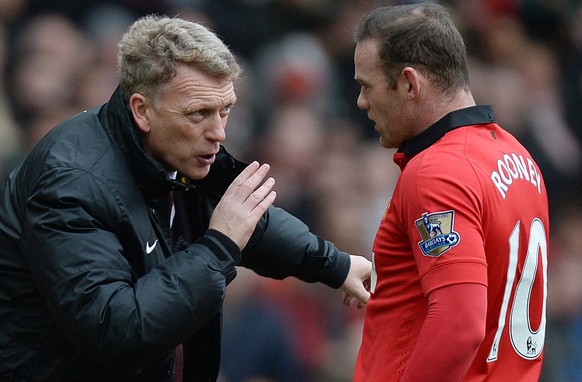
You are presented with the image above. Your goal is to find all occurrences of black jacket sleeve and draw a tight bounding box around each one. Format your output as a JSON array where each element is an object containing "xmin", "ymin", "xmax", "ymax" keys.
[
  {"xmin": 186, "ymin": 148, "xmax": 351, "ymax": 289},
  {"xmin": 239, "ymin": 206, "xmax": 351, "ymax": 289},
  {"xmin": 22, "ymin": 167, "xmax": 239, "ymax": 372}
]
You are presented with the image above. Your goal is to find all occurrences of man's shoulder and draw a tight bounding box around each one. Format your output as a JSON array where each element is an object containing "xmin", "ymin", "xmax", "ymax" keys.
[
  {"xmin": 18, "ymin": 108, "xmax": 128, "ymax": 195},
  {"xmin": 36, "ymin": 109, "xmax": 114, "ymax": 169}
]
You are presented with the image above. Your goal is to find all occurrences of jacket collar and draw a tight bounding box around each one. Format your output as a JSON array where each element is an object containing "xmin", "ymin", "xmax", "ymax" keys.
[{"xmin": 393, "ymin": 104, "xmax": 495, "ymax": 170}]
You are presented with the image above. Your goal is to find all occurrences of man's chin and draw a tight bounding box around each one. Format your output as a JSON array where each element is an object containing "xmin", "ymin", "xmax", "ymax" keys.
[
  {"xmin": 182, "ymin": 166, "xmax": 211, "ymax": 181},
  {"xmin": 380, "ymin": 137, "xmax": 399, "ymax": 150}
]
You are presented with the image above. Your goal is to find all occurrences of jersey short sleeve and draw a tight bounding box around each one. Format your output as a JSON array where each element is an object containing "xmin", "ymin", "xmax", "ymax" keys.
[{"xmin": 398, "ymin": 140, "xmax": 488, "ymax": 295}]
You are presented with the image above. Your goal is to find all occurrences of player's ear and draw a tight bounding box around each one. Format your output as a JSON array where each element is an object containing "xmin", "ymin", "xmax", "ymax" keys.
[
  {"xmin": 129, "ymin": 93, "xmax": 151, "ymax": 133},
  {"xmin": 400, "ymin": 66, "xmax": 421, "ymax": 100}
]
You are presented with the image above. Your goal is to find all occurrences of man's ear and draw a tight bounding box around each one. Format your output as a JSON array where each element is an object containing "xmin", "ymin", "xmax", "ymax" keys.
[
  {"xmin": 129, "ymin": 93, "xmax": 151, "ymax": 133},
  {"xmin": 400, "ymin": 67, "xmax": 421, "ymax": 100}
]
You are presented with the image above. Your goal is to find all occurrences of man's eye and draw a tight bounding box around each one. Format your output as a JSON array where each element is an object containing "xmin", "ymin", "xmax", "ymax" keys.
[
  {"xmin": 219, "ymin": 106, "xmax": 232, "ymax": 118},
  {"xmin": 189, "ymin": 110, "xmax": 206, "ymax": 119}
]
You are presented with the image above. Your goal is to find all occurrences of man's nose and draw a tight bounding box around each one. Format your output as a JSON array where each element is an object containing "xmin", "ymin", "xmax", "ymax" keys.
[
  {"xmin": 206, "ymin": 114, "xmax": 227, "ymax": 142},
  {"xmin": 357, "ymin": 91, "xmax": 369, "ymax": 110}
]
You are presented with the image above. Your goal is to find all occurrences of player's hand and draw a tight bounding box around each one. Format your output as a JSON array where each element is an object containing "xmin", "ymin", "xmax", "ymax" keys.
[
  {"xmin": 341, "ymin": 255, "xmax": 372, "ymax": 309},
  {"xmin": 209, "ymin": 161, "xmax": 276, "ymax": 250}
]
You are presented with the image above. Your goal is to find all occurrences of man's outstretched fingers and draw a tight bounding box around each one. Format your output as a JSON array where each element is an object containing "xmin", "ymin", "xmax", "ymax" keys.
[
  {"xmin": 246, "ymin": 177, "xmax": 275, "ymax": 205},
  {"xmin": 226, "ymin": 161, "xmax": 260, "ymax": 191},
  {"xmin": 238, "ymin": 164, "xmax": 271, "ymax": 197},
  {"xmin": 225, "ymin": 162, "xmax": 271, "ymax": 202},
  {"xmin": 208, "ymin": 161, "xmax": 277, "ymax": 250},
  {"xmin": 253, "ymin": 189, "xmax": 277, "ymax": 216}
]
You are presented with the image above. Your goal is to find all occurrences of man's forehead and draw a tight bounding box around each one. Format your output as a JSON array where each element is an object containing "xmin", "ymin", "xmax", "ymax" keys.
[
  {"xmin": 164, "ymin": 74, "xmax": 236, "ymax": 106},
  {"xmin": 187, "ymin": 92, "xmax": 237, "ymax": 108},
  {"xmin": 355, "ymin": 41, "xmax": 382, "ymax": 80},
  {"xmin": 355, "ymin": 39, "xmax": 380, "ymax": 63}
]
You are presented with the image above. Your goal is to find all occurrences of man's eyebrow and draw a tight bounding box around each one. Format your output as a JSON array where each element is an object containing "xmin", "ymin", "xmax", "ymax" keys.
[
  {"xmin": 354, "ymin": 76, "xmax": 368, "ymax": 85},
  {"xmin": 182, "ymin": 95, "xmax": 237, "ymax": 112},
  {"xmin": 226, "ymin": 95, "xmax": 237, "ymax": 105}
]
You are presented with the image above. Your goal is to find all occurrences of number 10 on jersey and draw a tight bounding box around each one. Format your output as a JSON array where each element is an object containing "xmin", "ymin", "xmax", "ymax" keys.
[{"xmin": 487, "ymin": 218, "xmax": 548, "ymax": 361}]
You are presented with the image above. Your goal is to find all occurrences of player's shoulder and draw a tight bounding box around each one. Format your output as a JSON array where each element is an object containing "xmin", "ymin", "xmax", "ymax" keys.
[{"xmin": 405, "ymin": 131, "xmax": 475, "ymax": 175}]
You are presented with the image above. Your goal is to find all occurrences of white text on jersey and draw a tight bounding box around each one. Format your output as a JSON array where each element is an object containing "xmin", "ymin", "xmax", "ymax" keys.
[{"xmin": 490, "ymin": 153, "xmax": 542, "ymax": 199}]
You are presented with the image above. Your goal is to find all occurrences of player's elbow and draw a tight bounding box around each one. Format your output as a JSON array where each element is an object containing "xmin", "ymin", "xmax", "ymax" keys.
[
  {"xmin": 439, "ymin": 283, "xmax": 488, "ymax": 355},
  {"xmin": 458, "ymin": 288, "xmax": 487, "ymax": 355},
  {"xmin": 463, "ymin": 314, "xmax": 486, "ymax": 355}
]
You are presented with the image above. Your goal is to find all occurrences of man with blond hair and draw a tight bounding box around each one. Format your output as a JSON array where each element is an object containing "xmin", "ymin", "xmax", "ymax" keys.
[{"xmin": 0, "ymin": 15, "xmax": 371, "ymax": 381}]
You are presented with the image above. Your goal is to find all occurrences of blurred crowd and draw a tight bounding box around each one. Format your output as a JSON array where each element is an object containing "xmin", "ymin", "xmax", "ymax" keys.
[{"xmin": 0, "ymin": 0, "xmax": 581, "ymax": 381}]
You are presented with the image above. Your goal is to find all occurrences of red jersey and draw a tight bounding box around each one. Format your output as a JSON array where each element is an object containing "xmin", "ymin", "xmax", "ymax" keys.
[{"xmin": 354, "ymin": 105, "xmax": 549, "ymax": 381}]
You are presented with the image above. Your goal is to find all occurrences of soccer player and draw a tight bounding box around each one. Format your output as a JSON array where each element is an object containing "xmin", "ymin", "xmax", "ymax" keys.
[{"xmin": 351, "ymin": 4, "xmax": 549, "ymax": 381}]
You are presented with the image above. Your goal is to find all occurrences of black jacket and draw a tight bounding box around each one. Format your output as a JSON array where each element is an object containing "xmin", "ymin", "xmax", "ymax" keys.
[{"xmin": 0, "ymin": 87, "xmax": 350, "ymax": 381}]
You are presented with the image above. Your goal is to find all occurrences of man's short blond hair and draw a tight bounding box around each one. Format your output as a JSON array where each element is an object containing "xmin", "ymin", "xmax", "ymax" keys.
[{"xmin": 118, "ymin": 15, "xmax": 241, "ymax": 102}]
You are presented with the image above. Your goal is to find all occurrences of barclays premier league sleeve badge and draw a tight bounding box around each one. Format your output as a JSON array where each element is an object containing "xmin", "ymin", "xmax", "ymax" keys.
[{"xmin": 415, "ymin": 210, "xmax": 460, "ymax": 257}]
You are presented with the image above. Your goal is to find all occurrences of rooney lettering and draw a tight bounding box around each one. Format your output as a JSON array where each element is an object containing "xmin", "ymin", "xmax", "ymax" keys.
[{"xmin": 490, "ymin": 153, "xmax": 541, "ymax": 199}]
